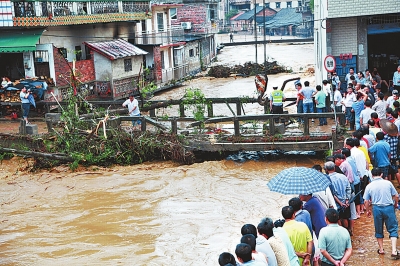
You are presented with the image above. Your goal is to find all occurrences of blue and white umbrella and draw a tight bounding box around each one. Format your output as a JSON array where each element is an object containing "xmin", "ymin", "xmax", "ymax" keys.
[{"xmin": 267, "ymin": 167, "xmax": 331, "ymax": 195}]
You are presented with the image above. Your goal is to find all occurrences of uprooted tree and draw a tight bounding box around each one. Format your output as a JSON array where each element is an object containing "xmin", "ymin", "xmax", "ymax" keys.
[{"xmin": 1, "ymin": 84, "xmax": 196, "ymax": 170}]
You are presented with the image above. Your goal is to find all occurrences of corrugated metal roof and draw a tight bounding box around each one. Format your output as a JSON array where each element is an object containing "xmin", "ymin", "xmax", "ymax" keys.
[
  {"xmin": 262, "ymin": 8, "xmax": 302, "ymax": 29},
  {"xmin": 84, "ymin": 39, "xmax": 148, "ymax": 60},
  {"xmin": 234, "ymin": 6, "xmax": 264, "ymax": 21}
]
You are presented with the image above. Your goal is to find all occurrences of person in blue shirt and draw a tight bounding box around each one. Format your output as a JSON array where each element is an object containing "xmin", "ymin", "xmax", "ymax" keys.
[
  {"xmin": 318, "ymin": 209, "xmax": 352, "ymax": 266},
  {"xmin": 364, "ymin": 168, "xmax": 399, "ymax": 258},
  {"xmin": 299, "ymin": 194, "xmax": 327, "ymax": 238},
  {"xmin": 368, "ymin": 132, "xmax": 390, "ymax": 179},
  {"xmin": 288, "ymin": 197, "xmax": 313, "ymax": 236},
  {"xmin": 393, "ymin": 65, "xmax": 400, "ymax": 92},
  {"xmin": 351, "ymin": 91, "xmax": 368, "ymax": 130},
  {"xmin": 299, "ymin": 81, "xmax": 316, "ymax": 114}
]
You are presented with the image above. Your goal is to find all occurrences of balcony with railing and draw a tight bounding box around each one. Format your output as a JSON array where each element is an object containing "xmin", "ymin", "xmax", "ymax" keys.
[
  {"xmin": 12, "ymin": 1, "xmax": 151, "ymax": 27},
  {"xmin": 135, "ymin": 27, "xmax": 184, "ymax": 45},
  {"xmin": 295, "ymin": 5, "xmax": 311, "ymax": 13},
  {"xmin": 161, "ymin": 64, "xmax": 189, "ymax": 84},
  {"xmin": 229, "ymin": 0, "xmax": 251, "ymax": 4}
]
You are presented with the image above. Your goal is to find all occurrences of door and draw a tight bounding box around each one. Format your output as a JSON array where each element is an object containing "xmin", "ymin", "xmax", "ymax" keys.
[{"xmin": 334, "ymin": 56, "xmax": 357, "ymax": 90}]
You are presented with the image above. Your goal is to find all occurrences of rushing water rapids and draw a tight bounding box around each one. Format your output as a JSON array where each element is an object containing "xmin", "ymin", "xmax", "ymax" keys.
[
  {"xmin": 1, "ymin": 43, "xmax": 400, "ymax": 265},
  {"xmin": 0, "ymin": 157, "xmax": 399, "ymax": 265}
]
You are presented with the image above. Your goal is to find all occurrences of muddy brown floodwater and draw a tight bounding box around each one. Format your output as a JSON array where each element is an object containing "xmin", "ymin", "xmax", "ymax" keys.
[
  {"xmin": 1, "ymin": 43, "xmax": 400, "ymax": 265},
  {"xmin": 1, "ymin": 157, "xmax": 400, "ymax": 266}
]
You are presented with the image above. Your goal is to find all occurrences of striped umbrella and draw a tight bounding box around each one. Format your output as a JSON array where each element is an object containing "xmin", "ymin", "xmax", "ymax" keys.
[{"xmin": 267, "ymin": 167, "xmax": 331, "ymax": 195}]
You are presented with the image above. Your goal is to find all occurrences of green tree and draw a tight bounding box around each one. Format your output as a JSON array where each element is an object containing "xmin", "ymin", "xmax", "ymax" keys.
[{"xmin": 226, "ymin": 9, "xmax": 238, "ymax": 22}]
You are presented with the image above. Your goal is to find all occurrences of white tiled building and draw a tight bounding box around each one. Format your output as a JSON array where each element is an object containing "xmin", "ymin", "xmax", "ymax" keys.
[{"xmin": 314, "ymin": 0, "xmax": 400, "ymax": 88}]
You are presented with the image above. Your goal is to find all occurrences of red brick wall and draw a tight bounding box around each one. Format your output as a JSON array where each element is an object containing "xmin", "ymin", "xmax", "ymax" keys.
[
  {"xmin": 256, "ymin": 9, "xmax": 277, "ymax": 18},
  {"xmin": 153, "ymin": 46, "xmax": 162, "ymax": 82},
  {"xmin": 171, "ymin": 4, "xmax": 208, "ymax": 32},
  {"xmin": 53, "ymin": 46, "xmax": 95, "ymax": 87}
]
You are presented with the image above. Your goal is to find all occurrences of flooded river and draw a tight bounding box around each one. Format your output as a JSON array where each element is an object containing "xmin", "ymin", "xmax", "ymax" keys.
[
  {"xmin": 1, "ymin": 157, "xmax": 399, "ymax": 265},
  {"xmin": 1, "ymin": 42, "xmax": 400, "ymax": 265}
]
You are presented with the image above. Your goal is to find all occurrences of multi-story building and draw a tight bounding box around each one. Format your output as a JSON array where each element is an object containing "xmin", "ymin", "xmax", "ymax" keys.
[
  {"xmin": 134, "ymin": 0, "xmax": 218, "ymax": 87},
  {"xmin": 314, "ymin": 0, "xmax": 400, "ymax": 88},
  {"xmin": 0, "ymin": 0, "xmax": 218, "ymax": 103},
  {"xmin": 0, "ymin": 0, "xmax": 151, "ymax": 101}
]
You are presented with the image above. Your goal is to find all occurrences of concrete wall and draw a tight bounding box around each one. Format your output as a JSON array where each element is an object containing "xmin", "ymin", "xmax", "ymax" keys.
[
  {"xmin": 36, "ymin": 44, "xmax": 55, "ymax": 81},
  {"xmin": 111, "ymin": 56, "xmax": 143, "ymax": 79},
  {"xmin": 330, "ymin": 17, "xmax": 357, "ymax": 55},
  {"xmin": 185, "ymin": 41, "xmax": 200, "ymax": 72},
  {"xmin": 356, "ymin": 17, "xmax": 368, "ymax": 73},
  {"xmin": 328, "ymin": 0, "xmax": 399, "ymax": 18},
  {"xmin": 93, "ymin": 53, "xmax": 112, "ymax": 81}
]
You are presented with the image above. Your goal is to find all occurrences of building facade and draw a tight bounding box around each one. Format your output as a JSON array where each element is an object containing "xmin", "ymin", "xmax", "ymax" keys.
[
  {"xmin": 314, "ymin": 0, "xmax": 400, "ymax": 88},
  {"xmin": 0, "ymin": 0, "xmax": 150, "ymax": 101}
]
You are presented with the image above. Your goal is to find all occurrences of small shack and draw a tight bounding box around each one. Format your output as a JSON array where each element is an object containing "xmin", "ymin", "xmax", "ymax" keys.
[{"xmin": 84, "ymin": 39, "xmax": 148, "ymax": 100}]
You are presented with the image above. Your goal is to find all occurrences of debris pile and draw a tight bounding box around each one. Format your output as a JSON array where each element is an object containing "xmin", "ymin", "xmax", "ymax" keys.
[{"xmin": 208, "ymin": 61, "xmax": 289, "ymax": 78}]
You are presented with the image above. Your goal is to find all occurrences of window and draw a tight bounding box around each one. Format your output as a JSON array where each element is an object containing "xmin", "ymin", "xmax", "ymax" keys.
[
  {"xmin": 170, "ymin": 8, "xmax": 177, "ymax": 20},
  {"xmin": 265, "ymin": 3, "xmax": 270, "ymax": 7},
  {"xmin": 85, "ymin": 45, "xmax": 91, "ymax": 60},
  {"xmin": 58, "ymin": 48, "xmax": 67, "ymax": 58},
  {"xmin": 157, "ymin": 13, "xmax": 164, "ymax": 32},
  {"xmin": 275, "ymin": 2, "xmax": 281, "ymax": 8},
  {"xmin": 208, "ymin": 4, "xmax": 216, "ymax": 21},
  {"xmin": 160, "ymin": 51, "xmax": 165, "ymax": 69},
  {"xmin": 298, "ymin": 0, "xmax": 302, "ymax": 6},
  {"xmin": 124, "ymin": 59, "xmax": 132, "ymax": 72},
  {"xmin": 189, "ymin": 49, "xmax": 194, "ymax": 57},
  {"xmin": 287, "ymin": 1, "xmax": 292, "ymax": 8},
  {"xmin": 75, "ymin": 45, "xmax": 82, "ymax": 61},
  {"xmin": 34, "ymin": 50, "xmax": 49, "ymax": 62}
]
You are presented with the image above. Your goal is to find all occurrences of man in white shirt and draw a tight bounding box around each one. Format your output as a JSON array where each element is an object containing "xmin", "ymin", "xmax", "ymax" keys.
[
  {"xmin": 386, "ymin": 90, "xmax": 399, "ymax": 109},
  {"xmin": 360, "ymin": 100, "xmax": 375, "ymax": 126},
  {"xmin": 345, "ymin": 68, "xmax": 357, "ymax": 86},
  {"xmin": 341, "ymin": 86, "xmax": 357, "ymax": 129},
  {"xmin": 122, "ymin": 94, "xmax": 141, "ymax": 126},
  {"xmin": 372, "ymin": 92, "xmax": 387, "ymax": 119}
]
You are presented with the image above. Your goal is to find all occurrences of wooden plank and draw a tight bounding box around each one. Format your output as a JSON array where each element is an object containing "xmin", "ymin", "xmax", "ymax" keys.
[{"xmin": 143, "ymin": 117, "xmax": 167, "ymax": 130}]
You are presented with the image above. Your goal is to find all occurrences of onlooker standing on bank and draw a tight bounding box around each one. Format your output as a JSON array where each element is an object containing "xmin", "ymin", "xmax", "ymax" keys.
[
  {"xmin": 372, "ymin": 92, "xmax": 386, "ymax": 119},
  {"xmin": 368, "ymin": 132, "xmax": 390, "ymax": 179},
  {"xmin": 270, "ymin": 86, "xmax": 285, "ymax": 115},
  {"xmin": 363, "ymin": 168, "xmax": 399, "ymax": 258},
  {"xmin": 341, "ymin": 86, "xmax": 356, "ymax": 130},
  {"xmin": 345, "ymin": 67, "xmax": 357, "ymax": 86},
  {"xmin": 393, "ymin": 65, "xmax": 400, "ymax": 92},
  {"xmin": 295, "ymin": 81, "xmax": 304, "ymax": 122},
  {"xmin": 331, "ymin": 72, "xmax": 341, "ymax": 95},
  {"xmin": 20, "ymin": 86, "xmax": 32, "ymax": 124},
  {"xmin": 315, "ymin": 85, "xmax": 327, "ymax": 126},
  {"xmin": 299, "ymin": 81, "xmax": 316, "ymax": 114},
  {"xmin": 318, "ymin": 209, "xmax": 352, "ymax": 266},
  {"xmin": 333, "ymin": 85, "xmax": 343, "ymax": 124}
]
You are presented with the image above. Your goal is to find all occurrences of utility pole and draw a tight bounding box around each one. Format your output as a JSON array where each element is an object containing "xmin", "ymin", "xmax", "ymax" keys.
[
  {"xmin": 263, "ymin": 0, "xmax": 266, "ymax": 65},
  {"xmin": 254, "ymin": 0, "xmax": 257, "ymax": 63}
]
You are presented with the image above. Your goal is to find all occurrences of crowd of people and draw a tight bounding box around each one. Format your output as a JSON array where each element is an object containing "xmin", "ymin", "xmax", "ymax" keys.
[
  {"xmin": 219, "ymin": 66, "xmax": 400, "ymax": 266},
  {"xmin": 219, "ymin": 153, "xmax": 399, "ymax": 265},
  {"xmin": 287, "ymin": 66, "xmax": 400, "ymax": 130}
]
